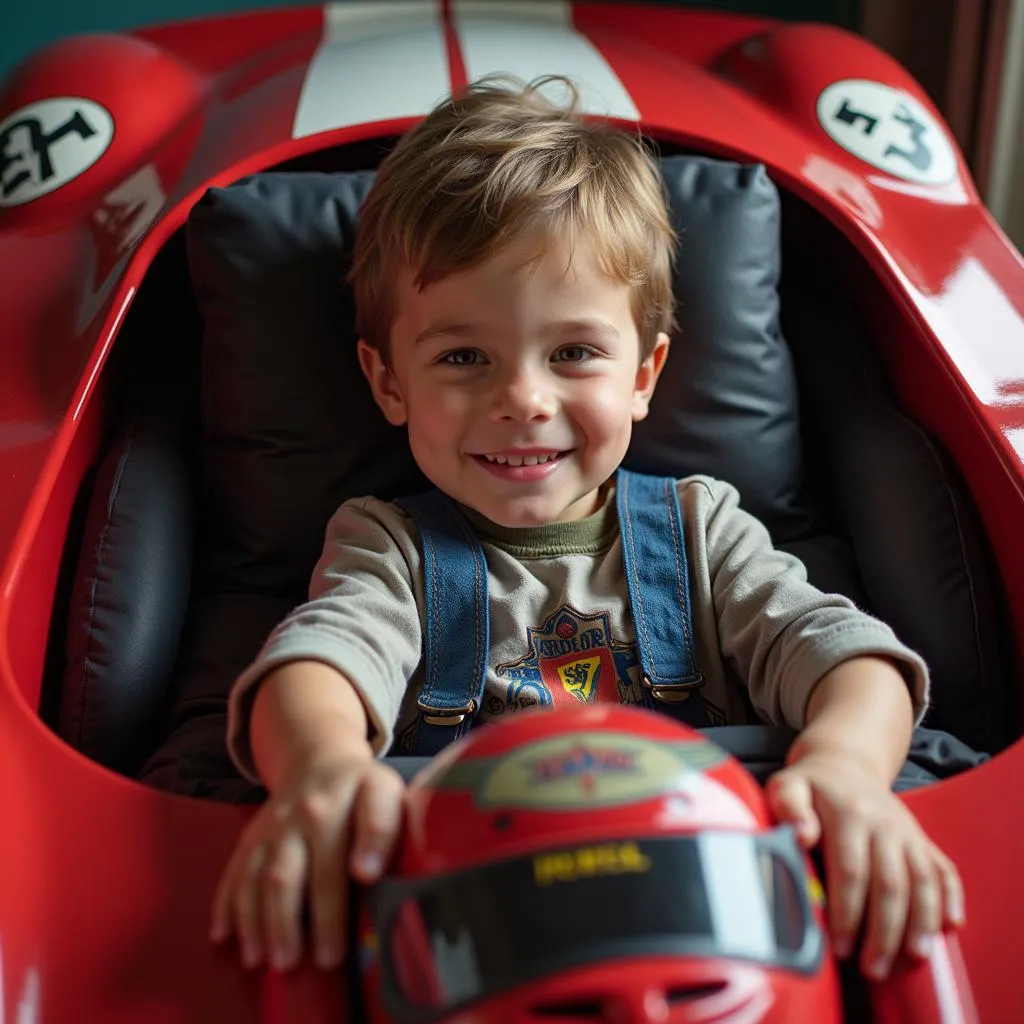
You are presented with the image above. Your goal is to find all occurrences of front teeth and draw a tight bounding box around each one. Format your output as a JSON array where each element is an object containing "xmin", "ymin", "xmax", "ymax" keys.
[{"xmin": 483, "ymin": 453, "xmax": 560, "ymax": 466}]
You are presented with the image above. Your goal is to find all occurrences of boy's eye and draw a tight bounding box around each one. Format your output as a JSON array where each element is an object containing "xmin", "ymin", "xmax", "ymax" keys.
[
  {"xmin": 439, "ymin": 349, "xmax": 483, "ymax": 366},
  {"xmin": 553, "ymin": 345, "xmax": 596, "ymax": 363}
]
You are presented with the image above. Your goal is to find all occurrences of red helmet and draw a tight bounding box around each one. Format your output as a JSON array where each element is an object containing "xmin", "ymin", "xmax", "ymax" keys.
[{"xmin": 358, "ymin": 705, "xmax": 841, "ymax": 1023}]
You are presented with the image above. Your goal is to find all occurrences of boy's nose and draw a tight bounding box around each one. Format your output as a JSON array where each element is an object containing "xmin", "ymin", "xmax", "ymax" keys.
[{"xmin": 491, "ymin": 370, "xmax": 557, "ymax": 422}]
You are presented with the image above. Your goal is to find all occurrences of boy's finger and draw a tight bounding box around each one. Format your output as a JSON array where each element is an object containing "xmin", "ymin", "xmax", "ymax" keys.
[
  {"xmin": 861, "ymin": 836, "xmax": 909, "ymax": 980},
  {"xmin": 306, "ymin": 789, "xmax": 356, "ymax": 969},
  {"xmin": 904, "ymin": 846, "xmax": 941, "ymax": 960},
  {"xmin": 350, "ymin": 767, "xmax": 405, "ymax": 883},
  {"xmin": 937, "ymin": 854, "xmax": 966, "ymax": 928},
  {"xmin": 766, "ymin": 771, "xmax": 820, "ymax": 847},
  {"xmin": 235, "ymin": 843, "xmax": 270, "ymax": 968},
  {"xmin": 824, "ymin": 818, "xmax": 870, "ymax": 959},
  {"xmin": 211, "ymin": 857, "xmax": 239, "ymax": 942},
  {"xmin": 262, "ymin": 832, "xmax": 309, "ymax": 972}
]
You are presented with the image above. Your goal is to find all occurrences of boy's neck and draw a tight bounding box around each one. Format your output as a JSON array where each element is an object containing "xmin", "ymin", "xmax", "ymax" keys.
[{"xmin": 455, "ymin": 480, "xmax": 618, "ymax": 558}]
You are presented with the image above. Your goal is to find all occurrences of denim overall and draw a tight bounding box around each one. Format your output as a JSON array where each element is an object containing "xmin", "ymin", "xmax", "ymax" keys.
[{"xmin": 395, "ymin": 468, "xmax": 710, "ymax": 756}]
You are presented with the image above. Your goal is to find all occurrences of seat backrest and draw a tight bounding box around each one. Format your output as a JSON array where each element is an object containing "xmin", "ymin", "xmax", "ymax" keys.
[
  {"xmin": 52, "ymin": 154, "xmax": 1013, "ymax": 793},
  {"xmin": 51, "ymin": 255, "xmax": 201, "ymax": 777},
  {"xmin": 780, "ymin": 265, "xmax": 1015, "ymax": 752}
]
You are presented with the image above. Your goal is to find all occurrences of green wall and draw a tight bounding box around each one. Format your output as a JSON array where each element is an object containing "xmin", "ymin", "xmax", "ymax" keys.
[{"xmin": 2, "ymin": 0, "xmax": 858, "ymax": 84}]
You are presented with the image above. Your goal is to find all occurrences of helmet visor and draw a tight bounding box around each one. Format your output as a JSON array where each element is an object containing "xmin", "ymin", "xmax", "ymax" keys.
[{"xmin": 366, "ymin": 828, "xmax": 823, "ymax": 1021}]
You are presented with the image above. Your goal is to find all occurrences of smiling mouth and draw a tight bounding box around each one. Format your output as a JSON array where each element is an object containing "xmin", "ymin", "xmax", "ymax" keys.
[{"xmin": 477, "ymin": 451, "xmax": 567, "ymax": 467}]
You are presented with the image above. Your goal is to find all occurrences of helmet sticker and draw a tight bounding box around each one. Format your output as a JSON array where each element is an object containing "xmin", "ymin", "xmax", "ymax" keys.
[
  {"xmin": 429, "ymin": 731, "xmax": 726, "ymax": 811},
  {"xmin": 807, "ymin": 875, "xmax": 826, "ymax": 908},
  {"xmin": 532, "ymin": 841, "xmax": 652, "ymax": 886},
  {"xmin": 358, "ymin": 928, "xmax": 380, "ymax": 973}
]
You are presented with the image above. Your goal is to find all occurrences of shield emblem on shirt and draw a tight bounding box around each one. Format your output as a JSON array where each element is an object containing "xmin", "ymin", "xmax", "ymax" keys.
[
  {"xmin": 543, "ymin": 651, "xmax": 614, "ymax": 704},
  {"xmin": 497, "ymin": 604, "xmax": 637, "ymax": 709}
]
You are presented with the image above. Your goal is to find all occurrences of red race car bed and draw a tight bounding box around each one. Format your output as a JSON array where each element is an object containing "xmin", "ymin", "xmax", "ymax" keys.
[{"xmin": 1, "ymin": 2, "xmax": 1022, "ymax": 1021}]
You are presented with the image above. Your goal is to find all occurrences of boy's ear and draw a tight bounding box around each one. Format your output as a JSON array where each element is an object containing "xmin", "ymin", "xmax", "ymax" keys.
[
  {"xmin": 357, "ymin": 339, "xmax": 408, "ymax": 426},
  {"xmin": 631, "ymin": 332, "xmax": 671, "ymax": 422}
]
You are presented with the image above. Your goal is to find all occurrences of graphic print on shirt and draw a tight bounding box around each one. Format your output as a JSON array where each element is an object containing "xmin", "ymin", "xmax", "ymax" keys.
[{"xmin": 494, "ymin": 604, "xmax": 642, "ymax": 712}]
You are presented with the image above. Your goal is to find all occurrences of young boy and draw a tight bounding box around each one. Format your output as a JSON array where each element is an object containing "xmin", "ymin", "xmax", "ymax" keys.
[{"xmin": 210, "ymin": 77, "xmax": 963, "ymax": 984}]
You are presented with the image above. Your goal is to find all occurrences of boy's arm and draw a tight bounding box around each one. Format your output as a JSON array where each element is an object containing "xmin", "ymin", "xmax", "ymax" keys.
[
  {"xmin": 214, "ymin": 658, "xmax": 405, "ymax": 971},
  {"xmin": 226, "ymin": 498, "xmax": 423, "ymax": 782},
  {"xmin": 790, "ymin": 655, "xmax": 913, "ymax": 784},
  {"xmin": 694, "ymin": 479, "xmax": 965, "ymax": 977},
  {"xmin": 695, "ymin": 477, "xmax": 929, "ymax": 730},
  {"xmin": 215, "ymin": 494, "xmax": 422, "ymax": 971},
  {"xmin": 249, "ymin": 660, "xmax": 374, "ymax": 793},
  {"xmin": 768, "ymin": 656, "xmax": 964, "ymax": 979}
]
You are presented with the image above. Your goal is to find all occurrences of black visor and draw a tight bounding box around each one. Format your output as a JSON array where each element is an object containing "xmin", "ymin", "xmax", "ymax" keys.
[{"xmin": 366, "ymin": 829, "xmax": 823, "ymax": 1022}]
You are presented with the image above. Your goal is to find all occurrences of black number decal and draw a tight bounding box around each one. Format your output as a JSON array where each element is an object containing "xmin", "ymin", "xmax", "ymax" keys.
[
  {"xmin": 0, "ymin": 110, "xmax": 97, "ymax": 198},
  {"xmin": 884, "ymin": 104, "xmax": 933, "ymax": 172},
  {"xmin": 834, "ymin": 99, "xmax": 879, "ymax": 135}
]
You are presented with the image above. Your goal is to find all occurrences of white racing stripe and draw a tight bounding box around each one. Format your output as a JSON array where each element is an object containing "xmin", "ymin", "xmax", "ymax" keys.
[
  {"xmin": 293, "ymin": 1, "xmax": 640, "ymax": 139},
  {"xmin": 293, "ymin": 1, "xmax": 450, "ymax": 139},
  {"xmin": 452, "ymin": 0, "xmax": 639, "ymax": 121}
]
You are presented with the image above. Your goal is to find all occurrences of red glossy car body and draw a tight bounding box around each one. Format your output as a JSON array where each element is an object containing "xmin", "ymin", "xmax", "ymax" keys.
[{"xmin": 0, "ymin": 2, "xmax": 1021, "ymax": 1022}]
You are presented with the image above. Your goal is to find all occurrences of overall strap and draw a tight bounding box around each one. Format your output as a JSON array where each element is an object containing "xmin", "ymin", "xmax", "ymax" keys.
[
  {"xmin": 393, "ymin": 489, "xmax": 490, "ymax": 755},
  {"xmin": 616, "ymin": 468, "xmax": 710, "ymax": 728}
]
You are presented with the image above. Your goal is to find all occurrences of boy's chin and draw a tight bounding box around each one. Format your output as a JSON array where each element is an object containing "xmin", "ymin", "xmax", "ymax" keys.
[
  {"xmin": 475, "ymin": 492, "xmax": 600, "ymax": 528},
  {"xmin": 482, "ymin": 505, "xmax": 557, "ymax": 528}
]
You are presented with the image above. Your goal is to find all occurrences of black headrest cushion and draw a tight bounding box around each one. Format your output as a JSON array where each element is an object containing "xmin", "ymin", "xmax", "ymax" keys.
[{"xmin": 187, "ymin": 155, "xmax": 817, "ymax": 601}]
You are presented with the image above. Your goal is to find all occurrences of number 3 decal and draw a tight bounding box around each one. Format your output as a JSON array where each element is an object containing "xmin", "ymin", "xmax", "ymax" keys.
[
  {"xmin": 816, "ymin": 79, "xmax": 958, "ymax": 186},
  {"xmin": 0, "ymin": 97, "xmax": 114, "ymax": 207}
]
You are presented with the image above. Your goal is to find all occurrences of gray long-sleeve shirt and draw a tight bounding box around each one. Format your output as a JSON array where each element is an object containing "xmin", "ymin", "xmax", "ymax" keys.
[{"xmin": 227, "ymin": 476, "xmax": 928, "ymax": 781}]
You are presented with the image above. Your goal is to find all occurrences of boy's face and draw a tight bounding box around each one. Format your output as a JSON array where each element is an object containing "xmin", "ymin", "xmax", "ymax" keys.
[{"xmin": 358, "ymin": 234, "xmax": 669, "ymax": 527}]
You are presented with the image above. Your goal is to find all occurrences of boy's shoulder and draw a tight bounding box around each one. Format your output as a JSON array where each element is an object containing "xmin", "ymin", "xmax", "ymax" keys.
[
  {"xmin": 672, "ymin": 473, "xmax": 764, "ymax": 523},
  {"xmin": 672, "ymin": 472, "xmax": 723, "ymax": 495},
  {"xmin": 324, "ymin": 493, "xmax": 421, "ymax": 551},
  {"xmin": 669, "ymin": 473, "xmax": 738, "ymax": 508},
  {"xmin": 333, "ymin": 491, "xmax": 418, "ymax": 521}
]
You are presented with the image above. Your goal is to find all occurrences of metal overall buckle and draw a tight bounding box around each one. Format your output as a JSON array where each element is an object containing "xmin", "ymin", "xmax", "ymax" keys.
[
  {"xmin": 417, "ymin": 698, "xmax": 477, "ymax": 727},
  {"xmin": 640, "ymin": 674, "xmax": 704, "ymax": 704}
]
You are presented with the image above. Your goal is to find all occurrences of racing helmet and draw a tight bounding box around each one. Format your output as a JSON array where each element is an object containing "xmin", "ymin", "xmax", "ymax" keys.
[{"xmin": 358, "ymin": 705, "xmax": 841, "ymax": 1023}]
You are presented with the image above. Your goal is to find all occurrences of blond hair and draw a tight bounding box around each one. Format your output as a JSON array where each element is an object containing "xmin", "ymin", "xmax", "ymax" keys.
[{"xmin": 350, "ymin": 76, "xmax": 676, "ymax": 360}]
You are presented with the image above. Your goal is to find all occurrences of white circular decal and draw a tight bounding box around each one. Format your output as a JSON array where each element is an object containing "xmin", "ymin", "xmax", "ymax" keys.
[
  {"xmin": 0, "ymin": 97, "xmax": 114, "ymax": 207},
  {"xmin": 816, "ymin": 79, "xmax": 958, "ymax": 186}
]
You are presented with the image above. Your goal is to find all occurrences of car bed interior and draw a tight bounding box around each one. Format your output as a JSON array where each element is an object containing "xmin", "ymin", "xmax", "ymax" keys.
[{"xmin": 37, "ymin": 137, "xmax": 1019, "ymax": 807}]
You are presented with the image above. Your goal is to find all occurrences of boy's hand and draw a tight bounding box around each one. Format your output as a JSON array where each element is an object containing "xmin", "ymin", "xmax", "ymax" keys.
[
  {"xmin": 210, "ymin": 749, "xmax": 404, "ymax": 972},
  {"xmin": 766, "ymin": 751, "xmax": 965, "ymax": 980}
]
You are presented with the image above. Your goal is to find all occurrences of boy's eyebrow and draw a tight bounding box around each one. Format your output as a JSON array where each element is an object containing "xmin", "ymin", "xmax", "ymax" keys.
[
  {"xmin": 549, "ymin": 318, "xmax": 621, "ymax": 339},
  {"xmin": 414, "ymin": 318, "xmax": 621, "ymax": 345},
  {"xmin": 414, "ymin": 322, "xmax": 478, "ymax": 346}
]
